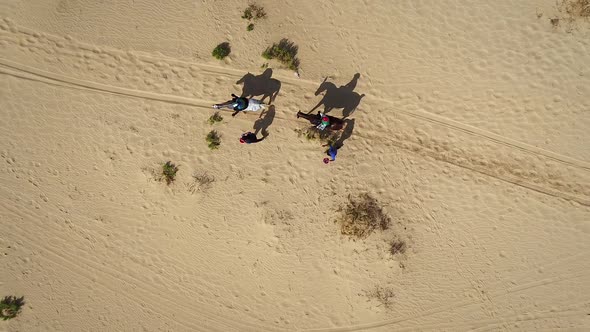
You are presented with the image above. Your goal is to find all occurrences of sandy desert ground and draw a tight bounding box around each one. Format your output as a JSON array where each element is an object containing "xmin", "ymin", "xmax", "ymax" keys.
[{"xmin": 1, "ymin": 0, "xmax": 590, "ymax": 331}]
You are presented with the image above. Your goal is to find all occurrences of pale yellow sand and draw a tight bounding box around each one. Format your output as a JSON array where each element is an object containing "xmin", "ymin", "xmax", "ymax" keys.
[{"xmin": 1, "ymin": 1, "xmax": 589, "ymax": 331}]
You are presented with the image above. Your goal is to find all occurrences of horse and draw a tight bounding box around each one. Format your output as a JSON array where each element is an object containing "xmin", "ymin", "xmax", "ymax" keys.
[
  {"xmin": 236, "ymin": 69, "xmax": 281, "ymax": 103},
  {"xmin": 309, "ymin": 77, "xmax": 365, "ymax": 117},
  {"xmin": 296, "ymin": 111, "xmax": 345, "ymax": 131}
]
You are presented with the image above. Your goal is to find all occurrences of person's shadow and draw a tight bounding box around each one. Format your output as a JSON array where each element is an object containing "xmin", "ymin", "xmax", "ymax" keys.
[
  {"xmin": 334, "ymin": 118, "xmax": 355, "ymax": 149},
  {"xmin": 309, "ymin": 73, "xmax": 365, "ymax": 117},
  {"xmin": 236, "ymin": 68, "xmax": 282, "ymax": 104},
  {"xmin": 253, "ymin": 105, "xmax": 275, "ymax": 137}
]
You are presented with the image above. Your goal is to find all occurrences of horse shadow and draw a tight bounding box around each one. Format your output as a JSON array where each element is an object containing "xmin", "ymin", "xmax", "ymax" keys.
[
  {"xmin": 334, "ymin": 118, "xmax": 355, "ymax": 149},
  {"xmin": 236, "ymin": 68, "xmax": 281, "ymax": 104},
  {"xmin": 253, "ymin": 105, "xmax": 275, "ymax": 137},
  {"xmin": 309, "ymin": 73, "xmax": 365, "ymax": 118}
]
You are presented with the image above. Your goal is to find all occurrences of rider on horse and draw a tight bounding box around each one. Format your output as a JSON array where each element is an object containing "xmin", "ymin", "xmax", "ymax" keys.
[{"xmin": 316, "ymin": 113, "xmax": 330, "ymax": 130}]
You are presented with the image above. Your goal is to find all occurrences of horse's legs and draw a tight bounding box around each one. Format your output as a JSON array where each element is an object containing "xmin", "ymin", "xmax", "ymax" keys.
[{"xmin": 214, "ymin": 100, "xmax": 234, "ymax": 109}]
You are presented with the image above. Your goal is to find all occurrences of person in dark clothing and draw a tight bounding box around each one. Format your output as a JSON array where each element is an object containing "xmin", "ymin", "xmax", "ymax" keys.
[
  {"xmin": 239, "ymin": 132, "xmax": 265, "ymax": 144},
  {"xmin": 230, "ymin": 94, "xmax": 249, "ymax": 116}
]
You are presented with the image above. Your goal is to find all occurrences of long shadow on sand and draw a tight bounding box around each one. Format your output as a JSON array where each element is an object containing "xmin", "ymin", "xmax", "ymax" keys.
[
  {"xmin": 309, "ymin": 73, "xmax": 365, "ymax": 118},
  {"xmin": 253, "ymin": 105, "xmax": 275, "ymax": 137},
  {"xmin": 334, "ymin": 118, "xmax": 355, "ymax": 149},
  {"xmin": 236, "ymin": 68, "xmax": 281, "ymax": 103}
]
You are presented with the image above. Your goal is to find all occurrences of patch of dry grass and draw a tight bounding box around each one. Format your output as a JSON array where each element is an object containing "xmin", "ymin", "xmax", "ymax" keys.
[
  {"xmin": 335, "ymin": 193, "xmax": 391, "ymax": 240},
  {"xmin": 294, "ymin": 126, "xmax": 339, "ymax": 145},
  {"xmin": 561, "ymin": 0, "xmax": 590, "ymax": 18},
  {"xmin": 389, "ymin": 239, "xmax": 407, "ymax": 255},
  {"xmin": 365, "ymin": 286, "xmax": 395, "ymax": 310},
  {"xmin": 187, "ymin": 171, "xmax": 215, "ymax": 193}
]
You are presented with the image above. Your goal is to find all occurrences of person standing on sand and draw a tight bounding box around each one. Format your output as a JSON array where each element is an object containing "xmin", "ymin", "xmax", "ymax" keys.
[
  {"xmin": 240, "ymin": 132, "xmax": 265, "ymax": 144},
  {"xmin": 323, "ymin": 145, "xmax": 338, "ymax": 164}
]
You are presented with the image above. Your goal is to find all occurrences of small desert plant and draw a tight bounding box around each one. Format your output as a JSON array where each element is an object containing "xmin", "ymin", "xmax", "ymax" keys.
[
  {"xmin": 212, "ymin": 42, "xmax": 231, "ymax": 60},
  {"xmin": 188, "ymin": 171, "xmax": 215, "ymax": 193},
  {"xmin": 242, "ymin": 4, "xmax": 266, "ymax": 30},
  {"xmin": 161, "ymin": 161, "xmax": 179, "ymax": 184},
  {"xmin": 0, "ymin": 296, "xmax": 25, "ymax": 320},
  {"xmin": 262, "ymin": 38, "xmax": 300, "ymax": 71},
  {"xmin": 207, "ymin": 111, "xmax": 223, "ymax": 125},
  {"xmin": 389, "ymin": 239, "xmax": 407, "ymax": 255},
  {"xmin": 294, "ymin": 127, "xmax": 338, "ymax": 145},
  {"xmin": 206, "ymin": 130, "xmax": 221, "ymax": 150},
  {"xmin": 242, "ymin": 4, "xmax": 267, "ymax": 20},
  {"xmin": 365, "ymin": 286, "xmax": 395, "ymax": 309},
  {"xmin": 335, "ymin": 193, "xmax": 391, "ymax": 240}
]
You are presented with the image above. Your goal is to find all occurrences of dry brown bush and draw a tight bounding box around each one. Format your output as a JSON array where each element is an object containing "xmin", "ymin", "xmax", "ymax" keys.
[{"xmin": 336, "ymin": 193, "xmax": 391, "ymax": 240}]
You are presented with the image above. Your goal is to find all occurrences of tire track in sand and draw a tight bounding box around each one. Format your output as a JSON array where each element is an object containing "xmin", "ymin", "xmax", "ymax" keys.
[
  {"xmin": 306, "ymin": 252, "xmax": 590, "ymax": 331},
  {"xmin": 1, "ymin": 57, "xmax": 589, "ymax": 207},
  {"xmin": 0, "ymin": 200, "xmax": 287, "ymax": 332},
  {"xmin": 1, "ymin": 18, "xmax": 589, "ymax": 171},
  {"xmin": 1, "ymin": 18, "xmax": 588, "ymax": 170},
  {"xmin": 2, "ymin": 16, "xmax": 590, "ymax": 332}
]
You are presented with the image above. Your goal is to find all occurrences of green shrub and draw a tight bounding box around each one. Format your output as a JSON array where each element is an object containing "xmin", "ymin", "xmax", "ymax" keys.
[
  {"xmin": 206, "ymin": 130, "xmax": 221, "ymax": 150},
  {"xmin": 0, "ymin": 296, "xmax": 24, "ymax": 320},
  {"xmin": 247, "ymin": 23, "xmax": 255, "ymax": 31},
  {"xmin": 262, "ymin": 38, "xmax": 300, "ymax": 71},
  {"xmin": 161, "ymin": 161, "xmax": 179, "ymax": 185},
  {"xmin": 212, "ymin": 42, "xmax": 231, "ymax": 60},
  {"xmin": 207, "ymin": 111, "xmax": 223, "ymax": 125}
]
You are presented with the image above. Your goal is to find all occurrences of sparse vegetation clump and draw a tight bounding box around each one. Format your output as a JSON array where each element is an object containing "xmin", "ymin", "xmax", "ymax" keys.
[
  {"xmin": 206, "ymin": 130, "xmax": 221, "ymax": 150},
  {"xmin": 262, "ymin": 38, "xmax": 300, "ymax": 71},
  {"xmin": 187, "ymin": 171, "xmax": 215, "ymax": 193},
  {"xmin": 365, "ymin": 286, "xmax": 395, "ymax": 309},
  {"xmin": 207, "ymin": 111, "xmax": 223, "ymax": 125},
  {"xmin": 161, "ymin": 161, "xmax": 179, "ymax": 185},
  {"xmin": 242, "ymin": 4, "xmax": 266, "ymax": 30},
  {"xmin": 0, "ymin": 296, "xmax": 25, "ymax": 320},
  {"xmin": 389, "ymin": 239, "xmax": 407, "ymax": 255},
  {"xmin": 242, "ymin": 4, "xmax": 266, "ymax": 20},
  {"xmin": 212, "ymin": 42, "xmax": 231, "ymax": 60},
  {"xmin": 294, "ymin": 126, "xmax": 338, "ymax": 145},
  {"xmin": 335, "ymin": 193, "xmax": 391, "ymax": 240},
  {"xmin": 561, "ymin": 0, "xmax": 590, "ymax": 18}
]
